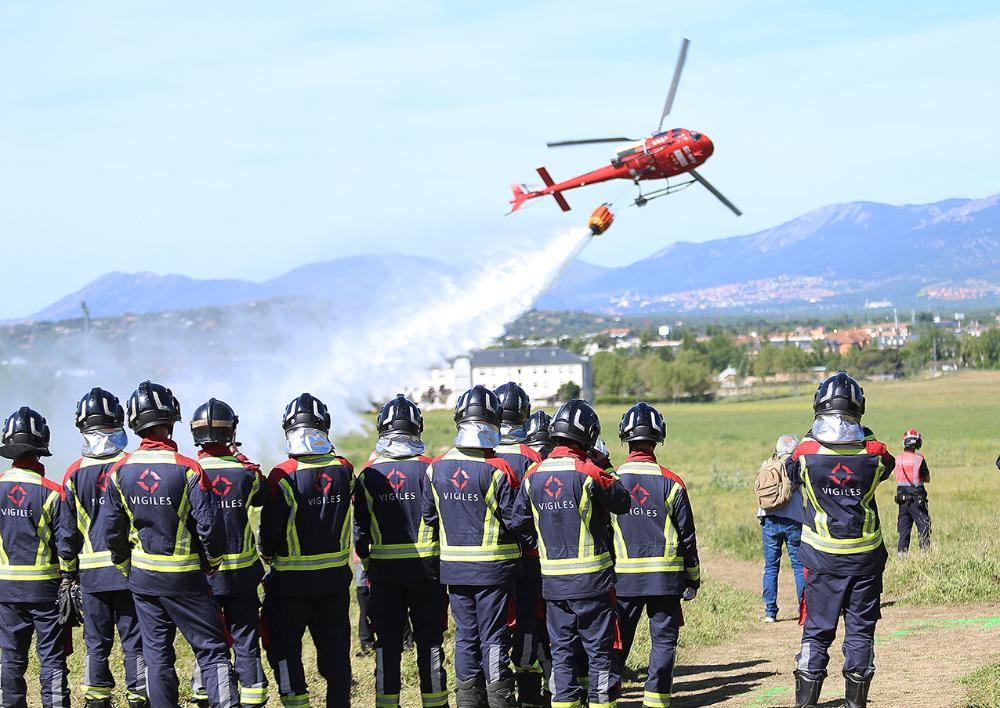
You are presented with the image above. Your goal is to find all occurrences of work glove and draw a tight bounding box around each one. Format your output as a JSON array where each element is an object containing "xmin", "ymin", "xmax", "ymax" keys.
[
  {"xmin": 57, "ymin": 572, "xmax": 84, "ymax": 626},
  {"xmin": 682, "ymin": 586, "xmax": 698, "ymax": 602}
]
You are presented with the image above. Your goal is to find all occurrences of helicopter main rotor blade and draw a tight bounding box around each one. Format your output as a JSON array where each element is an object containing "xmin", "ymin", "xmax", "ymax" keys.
[
  {"xmin": 690, "ymin": 168, "xmax": 742, "ymax": 216},
  {"xmin": 546, "ymin": 137, "xmax": 635, "ymax": 148},
  {"xmin": 657, "ymin": 37, "xmax": 689, "ymax": 132}
]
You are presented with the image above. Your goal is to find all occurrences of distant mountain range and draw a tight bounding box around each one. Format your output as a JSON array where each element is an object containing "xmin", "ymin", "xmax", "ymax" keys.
[
  {"xmin": 27, "ymin": 193, "xmax": 1000, "ymax": 322},
  {"xmin": 538, "ymin": 193, "xmax": 1000, "ymax": 313}
]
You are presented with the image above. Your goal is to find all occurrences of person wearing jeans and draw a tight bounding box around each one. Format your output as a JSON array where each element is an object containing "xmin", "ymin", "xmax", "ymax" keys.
[{"xmin": 758, "ymin": 434, "xmax": 805, "ymax": 622}]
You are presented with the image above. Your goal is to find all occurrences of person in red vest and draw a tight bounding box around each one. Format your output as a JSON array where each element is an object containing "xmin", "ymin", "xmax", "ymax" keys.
[{"xmin": 893, "ymin": 429, "xmax": 931, "ymax": 558}]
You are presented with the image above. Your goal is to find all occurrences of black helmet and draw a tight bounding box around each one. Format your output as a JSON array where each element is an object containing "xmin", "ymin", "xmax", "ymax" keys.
[
  {"xmin": 454, "ymin": 385, "xmax": 502, "ymax": 428},
  {"xmin": 127, "ymin": 381, "xmax": 181, "ymax": 434},
  {"xmin": 813, "ymin": 371, "xmax": 865, "ymax": 419},
  {"xmin": 75, "ymin": 387, "xmax": 125, "ymax": 432},
  {"xmin": 377, "ymin": 394, "xmax": 423, "ymax": 436},
  {"xmin": 549, "ymin": 399, "xmax": 601, "ymax": 449},
  {"xmin": 282, "ymin": 393, "xmax": 331, "ymax": 433},
  {"xmin": 190, "ymin": 398, "xmax": 239, "ymax": 446},
  {"xmin": 524, "ymin": 410, "xmax": 552, "ymax": 445},
  {"xmin": 619, "ymin": 401, "xmax": 666, "ymax": 444},
  {"xmin": 1, "ymin": 407, "xmax": 52, "ymax": 458},
  {"xmin": 494, "ymin": 382, "xmax": 531, "ymax": 426}
]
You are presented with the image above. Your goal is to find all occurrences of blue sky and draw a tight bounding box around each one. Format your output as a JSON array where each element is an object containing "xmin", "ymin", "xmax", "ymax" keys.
[{"xmin": 2, "ymin": 1, "xmax": 999, "ymax": 319}]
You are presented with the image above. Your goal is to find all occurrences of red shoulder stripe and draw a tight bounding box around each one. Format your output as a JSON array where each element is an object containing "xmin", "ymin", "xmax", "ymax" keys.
[
  {"xmin": 418, "ymin": 455, "xmax": 434, "ymax": 465},
  {"xmin": 62, "ymin": 458, "xmax": 83, "ymax": 486},
  {"xmin": 658, "ymin": 465, "xmax": 686, "ymax": 488},
  {"xmin": 792, "ymin": 439, "xmax": 822, "ymax": 460},
  {"xmin": 580, "ymin": 459, "xmax": 617, "ymax": 490},
  {"xmin": 41, "ymin": 476, "xmax": 64, "ymax": 497},
  {"xmin": 483, "ymin": 455, "xmax": 520, "ymax": 489},
  {"xmin": 519, "ymin": 444, "xmax": 542, "ymax": 464}
]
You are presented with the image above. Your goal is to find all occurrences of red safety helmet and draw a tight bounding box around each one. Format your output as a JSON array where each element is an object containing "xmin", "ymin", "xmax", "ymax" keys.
[{"xmin": 902, "ymin": 428, "xmax": 922, "ymax": 450}]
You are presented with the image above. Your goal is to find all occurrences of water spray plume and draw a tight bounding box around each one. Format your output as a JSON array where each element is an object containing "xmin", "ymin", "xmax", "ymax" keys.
[{"xmin": 0, "ymin": 228, "xmax": 593, "ymax": 474}]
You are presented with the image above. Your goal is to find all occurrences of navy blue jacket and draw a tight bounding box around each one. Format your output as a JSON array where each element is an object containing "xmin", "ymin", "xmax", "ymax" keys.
[
  {"xmin": 513, "ymin": 446, "xmax": 631, "ymax": 600},
  {"xmin": 0, "ymin": 461, "xmax": 63, "ymax": 603},
  {"xmin": 197, "ymin": 446, "xmax": 266, "ymax": 596},
  {"xmin": 786, "ymin": 430, "xmax": 894, "ymax": 576},
  {"xmin": 260, "ymin": 453, "xmax": 354, "ymax": 595},
  {"xmin": 611, "ymin": 450, "xmax": 700, "ymax": 597},
  {"xmin": 421, "ymin": 447, "xmax": 522, "ymax": 587},
  {"xmin": 61, "ymin": 452, "xmax": 128, "ymax": 593},
  {"xmin": 103, "ymin": 438, "xmax": 224, "ymax": 596},
  {"xmin": 354, "ymin": 453, "xmax": 438, "ymax": 581}
]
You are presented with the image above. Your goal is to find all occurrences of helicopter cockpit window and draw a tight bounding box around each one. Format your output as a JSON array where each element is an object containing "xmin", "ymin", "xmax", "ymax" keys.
[{"xmin": 691, "ymin": 132, "xmax": 702, "ymax": 141}]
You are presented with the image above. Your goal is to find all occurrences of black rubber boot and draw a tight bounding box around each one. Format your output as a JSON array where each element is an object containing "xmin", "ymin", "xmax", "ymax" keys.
[
  {"xmin": 127, "ymin": 700, "xmax": 150, "ymax": 708},
  {"xmin": 516, "ymin": 671, "xmax": 545, "ymax": 708},
  {"xmin": 486, "ymin": 677, "xmax": 517, "ymax": 708},
  {"xmin": 84, "ymin": 700, "xmax": 112, "ymax": 708},
  {"xmin": 794, "ymin": 670, "xmax": 825, "ymax": 708},
  {"xmin": 456, "ymin": 677, "xmax": 487, "ymax": 708},
  {"xmin": 844, "ymin": 671, "xmax": 872, "ymax": 708}
]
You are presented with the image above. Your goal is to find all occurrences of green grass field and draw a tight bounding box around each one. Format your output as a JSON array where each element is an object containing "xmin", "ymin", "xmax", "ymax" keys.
[{"xmin": 26, "ymin": 370, "xmax": 1000, "ymax": 705}]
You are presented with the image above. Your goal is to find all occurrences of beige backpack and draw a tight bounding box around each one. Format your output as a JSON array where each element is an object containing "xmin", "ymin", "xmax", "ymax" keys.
[{"xmin": 755, "ymin": 454, "xmax": 792, "ymax": 510}]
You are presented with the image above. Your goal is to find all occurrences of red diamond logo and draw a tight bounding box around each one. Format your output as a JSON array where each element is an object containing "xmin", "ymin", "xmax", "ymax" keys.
[
  {"xmin": 210, "ymin": 474, "xmax": 232, "ymax": 498},
  {"xmin": 386, "ymin": 469, "xmax": 406, "ymax": 491},
  {"xmin": 451, "ymin": 468, "xmax": 469, "ymax": 491},
  {"xmin": 7, "ymin": 484, "xmax": 27, "ymax": 507},
  {"xmin": 544, "ymin": 475, "xmax": 563, "ymax": 499},
  {"xmin": 314, "ymin": 471, "xmax": 334, "ymax": 495},
  {"xmin": 137, "ymin": 469, "xmax": 160, "ymax": 494},
  {"xmin": 829, "ymin": 463, "xmax": 853, "ymax": 486},
  {"xmin": 630, "ymin": 483, "xmax": 650, "ymax": 506},
  {"xmin": 96, "ymin": 467, "xmax": 112, "ymax": 493}
]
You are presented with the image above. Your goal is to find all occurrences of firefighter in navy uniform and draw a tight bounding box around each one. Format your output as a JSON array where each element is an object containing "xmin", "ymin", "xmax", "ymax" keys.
[
  {"xmin": 893, "ymin": 429, "xmax": 931, "ymax": 557},
  {"xmin": 0, "ymin": 407, "xmax": 71, "ymax": 708},
  {"xmin": 260, "ymin": 393, "xmax": 355, "ymax": 708},
  {"xmin": 103, "ymin": 381, "xmax": 239, "ymax": 708},
  {"xmin": 355, "ymin": 394, "xmax": 448, "ymax": 708},
  {"xmin": 788, "ymin": 372, "xmax": 894, "ymax": 708},
  {"xmin": 187, "ymin": 399, "xmax": 269, "ymax": 708},
  {"xmin": 611, "ymin": 403, "xmax": 700, "ymax": 708},
  {"xmin": 61, "ymin": 388, "xmax": 149, "ymax": 707},
  {"xmin": 492, "ymin": 383, "xmax": 549, "ymax": 708},
  {"xmin": 513, "ymin": 400, "xmax": 632, "ymax": 708},
  {"xmin": 524, "ymin": 412, "xmax": 554, "ymax": 461},
  {"xmin": 421, "ymin": 385, "xmax": 523, "ymax": 708}
]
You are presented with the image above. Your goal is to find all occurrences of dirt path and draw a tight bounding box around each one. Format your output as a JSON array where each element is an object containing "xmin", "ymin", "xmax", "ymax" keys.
[{"xmin": 618, "ymin": 554, "xmax": 1000, "ymax": 707}]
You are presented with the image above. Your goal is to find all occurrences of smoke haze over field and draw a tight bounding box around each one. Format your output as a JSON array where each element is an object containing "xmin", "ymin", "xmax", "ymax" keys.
[{"xmin": 0, "ymin": 228, "xmax": 592, "ymax": 476}]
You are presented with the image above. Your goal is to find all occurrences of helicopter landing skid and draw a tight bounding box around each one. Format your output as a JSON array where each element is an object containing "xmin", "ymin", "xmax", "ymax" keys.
[{"xmin": 632, "ymin": 179, "xmax": 695, "ymax": 207}]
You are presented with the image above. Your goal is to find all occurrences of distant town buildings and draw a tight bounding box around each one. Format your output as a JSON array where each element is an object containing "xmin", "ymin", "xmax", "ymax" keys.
[{"xmin": 411, "ymin": 347, "xmax": 592, "ymax": 409}]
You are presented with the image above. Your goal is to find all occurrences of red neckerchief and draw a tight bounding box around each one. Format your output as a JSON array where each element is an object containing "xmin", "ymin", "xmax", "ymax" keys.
[
  {"xmin": 624, "ymin": 449, "xmax": 658, "ymax": 464},
  {"xmin": 137, "ymin": 436, "xmax": 178, "ymax": 451},
  {"xmin": 547, "ymin": 445, "xmax": 588, "ymax": 461},
  {"xmin": 197, "ymin": 443, "xmax": 234, "ymax": 459}
]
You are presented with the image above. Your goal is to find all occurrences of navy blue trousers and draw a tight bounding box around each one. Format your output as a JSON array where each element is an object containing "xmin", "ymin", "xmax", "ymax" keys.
[
  {"xmin": 81, "ymin": 589, "xmax": 146, "ymax": 701},
  {"xmin": 191, "ymin": 590, "xmax": 267, "ymax": 706},
  {"xmin": 512, "ymin": 570, "xmax": 548, "ymax": 673},
  {"xmin": 617, "ymin": 595, "xmax": 681, "ymax": 707},
  {"xmin": 371, "ymin": 576, "xmax": 448, "ymax": 707},
  {"xmin": 798, "ymin": 571, "xmax": 882, "ymax": 678},
  {"xmin": 0, "ymin": 601, "xmax": 70, "ymax": 708},
  {"xmin": 448, "ymin": 583, "xmax": 513, "ymax": 683},
  {"xmin": 132, "ymin": 591, "xmax": 238, "ymax": 707},
  {"xmin": 546, "ymin": 594, "xmax": 620, "ymax": 706},
  {"xmin": 262, "ymin": 584, "xmax": 352, "ymax": 707}
]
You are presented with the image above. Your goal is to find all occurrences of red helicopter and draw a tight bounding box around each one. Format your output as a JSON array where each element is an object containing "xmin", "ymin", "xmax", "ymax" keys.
[{"xmin": 509, "ymin": 38, "xmax": 741, "ymax": 217}]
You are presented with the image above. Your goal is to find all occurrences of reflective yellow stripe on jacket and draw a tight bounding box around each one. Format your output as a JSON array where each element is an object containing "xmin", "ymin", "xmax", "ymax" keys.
[
  {"xmin": 612, "ymin": 462, "xmax": 686, "ymax": 575},
  {"xmin": 432, "ymin": 450, "xmax": 520, "ymax": 564},
  {"xmin": 0, "ymin": 470, "xmax": 61, "ymax": 581},
  {"xmin": 800, "ymin": 445, "xmax": 885, "ymax": 555}
]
